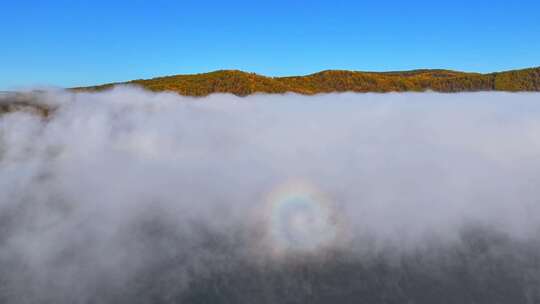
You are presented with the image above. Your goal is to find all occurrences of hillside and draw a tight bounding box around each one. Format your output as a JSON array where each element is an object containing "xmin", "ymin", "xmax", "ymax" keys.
[
  {"xmin": 0, "ymin": 92, "xmax": 51, "ymax": 116},
  {"xmin": 73, "ymin": 67, "xmax": 540, "ymax": 96}
]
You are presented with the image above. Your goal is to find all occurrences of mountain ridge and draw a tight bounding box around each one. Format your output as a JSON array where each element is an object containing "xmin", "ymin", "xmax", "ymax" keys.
[{"xmin": 58, "ymin": 66, "xmax": 540, "ymax": 96}]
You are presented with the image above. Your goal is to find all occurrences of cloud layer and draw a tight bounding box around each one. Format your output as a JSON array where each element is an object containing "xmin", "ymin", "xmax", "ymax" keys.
[{"xmin": 1, "ymin": 88, "xmax": 540, "ymax": 303}]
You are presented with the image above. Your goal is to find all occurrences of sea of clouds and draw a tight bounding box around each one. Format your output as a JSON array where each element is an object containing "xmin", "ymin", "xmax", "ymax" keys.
[{"xmin": 1, "ymin": 88, "xmax": 540, "ymax": 303}]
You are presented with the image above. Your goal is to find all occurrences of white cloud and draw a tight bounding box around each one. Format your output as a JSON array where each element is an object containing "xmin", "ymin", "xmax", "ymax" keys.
[{"xmin": 1, "ymin": 88, "xmax": 540, "ymax": 302}]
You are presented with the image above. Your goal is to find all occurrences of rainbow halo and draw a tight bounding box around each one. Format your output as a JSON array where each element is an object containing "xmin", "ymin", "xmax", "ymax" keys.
[{"xmin": 264, "ymin": 180, "xmax": 338, "ymax": 255}]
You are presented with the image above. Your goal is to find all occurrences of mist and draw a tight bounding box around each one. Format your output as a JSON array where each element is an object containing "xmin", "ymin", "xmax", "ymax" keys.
[{"xmin": 1, "ymin": 88, "xmax": 540, "ymax": 303}]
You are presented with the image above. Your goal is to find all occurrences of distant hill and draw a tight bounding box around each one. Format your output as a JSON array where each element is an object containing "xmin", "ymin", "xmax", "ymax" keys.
[
  {"xmin": 0, "ymin": 91, "xmax": 51, "ymax": 116},
  {"xmin": 73, "ymin": 67, "xmax": 540, "ymax": 96}
]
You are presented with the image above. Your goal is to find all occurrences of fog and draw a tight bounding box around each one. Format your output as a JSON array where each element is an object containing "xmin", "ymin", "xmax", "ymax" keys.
[{"xmin": 1, "ymin": 88, "xmax": 540, "ymax": 303}]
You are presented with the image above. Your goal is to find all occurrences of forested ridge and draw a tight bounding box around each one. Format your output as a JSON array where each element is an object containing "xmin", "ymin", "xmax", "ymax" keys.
[{"xmin": 74, "ymin": 67, "xmax": 540, "ymax": 96}]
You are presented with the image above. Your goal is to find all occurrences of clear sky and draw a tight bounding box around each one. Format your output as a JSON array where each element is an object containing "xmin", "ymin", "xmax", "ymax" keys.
[{"xmin": 1, "ymin": 0, "xmax": 539, "ymax": 89}]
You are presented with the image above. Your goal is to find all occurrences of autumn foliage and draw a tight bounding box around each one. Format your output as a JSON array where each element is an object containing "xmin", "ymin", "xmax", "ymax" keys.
[{"xmin": 75, "ymin": 67, "xmax": 540, "ymax": 96}]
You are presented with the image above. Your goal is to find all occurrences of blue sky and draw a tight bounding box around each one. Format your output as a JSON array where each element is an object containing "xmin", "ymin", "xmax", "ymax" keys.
[{"xmin": 1, "ymin": 0, "xmax": 539, "ymax": 89}]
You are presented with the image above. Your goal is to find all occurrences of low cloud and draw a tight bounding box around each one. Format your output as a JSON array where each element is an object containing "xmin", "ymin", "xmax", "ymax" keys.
[{"xmin": 1, "ymin": 88, "xmax": 540, "ymax": 303}]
